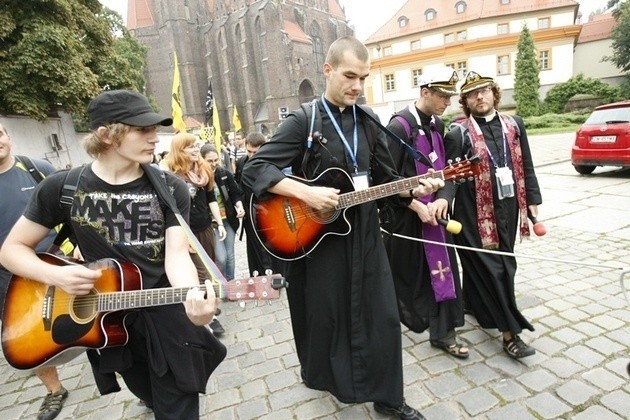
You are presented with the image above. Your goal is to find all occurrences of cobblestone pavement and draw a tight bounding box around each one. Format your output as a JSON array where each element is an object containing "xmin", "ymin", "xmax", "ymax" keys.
[{"xmin": 1, "ymin": 133, "xmax": 628, "ymax": 419}]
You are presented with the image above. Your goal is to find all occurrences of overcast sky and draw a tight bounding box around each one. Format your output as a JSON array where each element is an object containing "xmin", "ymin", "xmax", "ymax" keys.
[{"xmin": 100, "ymin": 0, "xmax": 611, "ymax": 40}]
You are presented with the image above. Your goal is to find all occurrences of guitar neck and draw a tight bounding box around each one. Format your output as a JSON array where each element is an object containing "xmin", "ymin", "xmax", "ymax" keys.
[
  {"xmin": 96, "ymin": 283, "xmax": 225, "ymax": 312},
  {"xmin": 336, "ymin": 171, "xmax": 445, "ymax": 209}
]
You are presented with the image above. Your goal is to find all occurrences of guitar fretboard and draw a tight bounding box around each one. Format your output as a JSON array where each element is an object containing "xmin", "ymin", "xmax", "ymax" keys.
[
  {"xmin": 96, "ymin": 284, "xmax": 225, "ymax": 312},
  {"xmin": 336, "ymin": 171, "xmax": 445, "ymax": 209}
]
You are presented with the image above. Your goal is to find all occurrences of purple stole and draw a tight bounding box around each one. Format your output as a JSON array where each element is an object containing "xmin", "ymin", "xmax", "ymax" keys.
[{"xmin": 413, "ymin": 118, "xmax": 456, "ymax": 302}]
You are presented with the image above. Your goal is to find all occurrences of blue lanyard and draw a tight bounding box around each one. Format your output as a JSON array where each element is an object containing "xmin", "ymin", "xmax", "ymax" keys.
[{"xmin": 321, "ymin": 95, "xmax": 359, "ymax": 173}]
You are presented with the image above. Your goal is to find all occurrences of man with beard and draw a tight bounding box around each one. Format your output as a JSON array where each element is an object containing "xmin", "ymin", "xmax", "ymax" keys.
[{"xmin": 442, "ymin": 71, "xmax": 542, "ymax": 359}]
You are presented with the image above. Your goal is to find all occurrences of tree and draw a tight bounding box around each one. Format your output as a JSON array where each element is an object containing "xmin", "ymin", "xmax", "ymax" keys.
[
  {"xmin": 542, "ymin": 74, "xmax": 621, "ymax": 113},
  {"xmin": 606, "ymin": 0, "xmax": 630, "ymax": 73},
  {"xmin": 0, "ymin": 1, "xmax": 148, "ymax": 121},
  {"xmin": 97, "ymin": 8, "xmax": 149, "ymax": 94},
  {"xmin": 513, "ymin": 25, "xmax": 541, "ymax": 117}
]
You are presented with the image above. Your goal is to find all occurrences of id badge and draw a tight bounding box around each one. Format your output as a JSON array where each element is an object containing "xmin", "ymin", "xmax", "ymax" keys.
[
  {"xmin": 495, "ymin": 166, "xmax": 515, "ymax": 200},
  {"xmin": 352, "ymin": 171, "xmax": 369, "ymax": 191},
  {"xmin": 428, "ymin": 151, "xmax": 438, "ymax": 163}
]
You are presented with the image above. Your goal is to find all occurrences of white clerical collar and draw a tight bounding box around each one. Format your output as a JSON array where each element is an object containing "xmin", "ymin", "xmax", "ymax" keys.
[{"xmin": 482, "ymin": 110, "xmax": 497, "ymax": 122}]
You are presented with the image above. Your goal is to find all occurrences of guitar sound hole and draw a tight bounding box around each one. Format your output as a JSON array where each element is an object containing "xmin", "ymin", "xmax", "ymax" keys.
[
  {"xmin": 306, "ymin": 208, "xmax": 339, "ymax": 224},
  {"xmin": 70, "ymin": 290, "xmax": 98, "ymax": 324}
]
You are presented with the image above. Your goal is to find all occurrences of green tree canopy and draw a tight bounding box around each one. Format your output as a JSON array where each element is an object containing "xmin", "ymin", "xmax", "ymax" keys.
[
  {"xmin": 607, "ymin": 0, "xmax": 630, "ymax": 73},
  {"xmin": 0, "ymin": 1, "xmax": 148, "ymax": 121},
  {"xmin": 513, "ymin": 25, "xmax": 541, "ymax": 117}
]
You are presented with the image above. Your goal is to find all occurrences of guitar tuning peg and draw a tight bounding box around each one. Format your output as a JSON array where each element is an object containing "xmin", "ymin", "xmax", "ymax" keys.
[
  {"xmin": 264, "ymin": 269, "xmax": 272, "ymax": 276},
  {"xmin": 253, "ymin": 270, "xmax": 259, "ymax": 277},
  {"xmin": 255, "ymin": 301, "xmax": 259, "ymax": 307},
  {"xmin": 267, "ymin": 300, "xmax": 272, "ymax": 306},
  {"xmin": 239, "ymin": 301, "xmax": 246, "ymax": 309}
]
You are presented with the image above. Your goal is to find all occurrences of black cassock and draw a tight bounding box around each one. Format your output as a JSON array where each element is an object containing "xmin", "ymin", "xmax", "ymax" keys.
[
  {"xmin": 443, "ymin": 113, "xmax": 542, "ymax": 334},
  {"xmin": 241, "ymin": 99, "xmax": 406, "ymax": 405},
  {"xmin": 381, "ymin": 107, "xmax": 464, "ymax": 340}
]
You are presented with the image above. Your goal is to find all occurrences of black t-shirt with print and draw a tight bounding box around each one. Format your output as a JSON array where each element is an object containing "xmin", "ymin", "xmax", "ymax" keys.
[{"xmin": 24, "ymin": 165, "xmax": 190, "ymax": 289}]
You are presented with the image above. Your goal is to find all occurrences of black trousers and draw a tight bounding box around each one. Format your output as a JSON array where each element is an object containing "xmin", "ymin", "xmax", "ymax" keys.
[{"xmin": 117, "ymin": 317, "xmax": 200, "ymax": 420}]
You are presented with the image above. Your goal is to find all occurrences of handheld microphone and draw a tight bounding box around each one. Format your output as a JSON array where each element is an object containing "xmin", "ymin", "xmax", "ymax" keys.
[
  {"xmin": 438, "ymin": 218, "xmax": 462, "ymax": 235},
  {"xmin": 527, "ymin": 213, "xmax": 547, "ymax": 236}
]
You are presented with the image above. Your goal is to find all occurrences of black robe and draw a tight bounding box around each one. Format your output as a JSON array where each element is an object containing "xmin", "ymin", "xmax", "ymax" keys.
[
  {"xmin": 441, "ymin": 113, "xmax": 542, "ymax": 334},
  {"xmin": 241, "ymin": 99, "xmax": 406, "ymax": 406},
  {"xmin": 381, "ymin": 106, "xmax": 464, "ymax": 340}
]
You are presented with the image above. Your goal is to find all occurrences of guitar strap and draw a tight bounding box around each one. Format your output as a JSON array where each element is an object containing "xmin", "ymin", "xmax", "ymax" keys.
[
  {"xmin": 357, "ymin": 107, "xmax": 433, "ymax": 168},
  {"xmin": 140, "ymin": 164, "xmax": 227, "ymax": 284}
]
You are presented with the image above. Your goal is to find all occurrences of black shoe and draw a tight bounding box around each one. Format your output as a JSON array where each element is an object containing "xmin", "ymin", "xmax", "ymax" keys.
[
  {"xmin": 37, "ymin": 386, "xmax": 68, "ymax": 420},
  {"xmin": 503, "ymin": 335, "xmax": 535, "ymax": 359},
  {"xmin": 209, "ymin": 318, "xmax": 225, "ymax": 336},
  {"xmin": 373, "ymin": 401, "xmax": 426, "ymax": 420}
]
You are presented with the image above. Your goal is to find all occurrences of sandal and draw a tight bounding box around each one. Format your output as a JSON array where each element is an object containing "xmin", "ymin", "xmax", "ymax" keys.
[
  {"xmin": 430, "ymin": 339, "xmax": 470, "ymax": 359},
  {"xmin": 503, "ymin": 335, "xmax": 535, "ymax": 359}
]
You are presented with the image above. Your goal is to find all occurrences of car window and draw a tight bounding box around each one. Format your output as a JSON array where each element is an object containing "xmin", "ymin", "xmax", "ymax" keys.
[{"xmin": 585, "ymin": 107, "xmax": 630, "ymax": 125}]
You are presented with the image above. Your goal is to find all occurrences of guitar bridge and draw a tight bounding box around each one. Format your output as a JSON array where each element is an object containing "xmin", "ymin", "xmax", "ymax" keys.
[
  {"xmin": 282, "ymin": 198, "xmax": 297, "ymax": 232},
  {"xmin": 41, "ymin": 286, "xmax": 54, "ymax": 331}
]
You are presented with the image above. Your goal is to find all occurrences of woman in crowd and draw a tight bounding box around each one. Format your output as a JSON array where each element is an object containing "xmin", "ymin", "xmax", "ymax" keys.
[{"xmin": 200, "ymin": 144, "xmax": 244, "ymax": 280}]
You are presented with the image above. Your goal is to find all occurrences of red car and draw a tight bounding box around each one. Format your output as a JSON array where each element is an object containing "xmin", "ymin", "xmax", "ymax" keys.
[{"xmin": 571, "ymin": 100, "xmax": 630, "ymax": 174}]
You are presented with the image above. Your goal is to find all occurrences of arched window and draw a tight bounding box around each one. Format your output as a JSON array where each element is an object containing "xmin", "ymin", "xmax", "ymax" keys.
[
  {"xmin": 235, "ymin": 24, "xmax": 247, "ymax": 67},
  {"xmin": 254, "ymin": 16, "xmax": 270, "ymax": 97},
  {"xmin": 425, "ymin": 9, "xmax": 436, "ymax": 21},
  {"xmin": 455, "ymin": 1, "xmax": 466, "ymax": 14},
  {"xmin": 310, "ymin": 22, "xmax": 324, "ymax": 88},
  {"xmin": 398, "ymin": 16, "xmax": 408, "ymax": 28}
]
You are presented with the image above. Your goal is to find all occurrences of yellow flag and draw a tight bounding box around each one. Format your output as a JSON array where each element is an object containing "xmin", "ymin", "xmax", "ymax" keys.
[
  {"xmin": 171, "ymin": 52, "xmax": 187, "ymax": 133},
  {"xmin": 232, "ymin": 106, "xmax": 242, "ymax": 132},
  {"xmin": 212, "ymin": 98, "xmax": 222, "ymax": 152}
]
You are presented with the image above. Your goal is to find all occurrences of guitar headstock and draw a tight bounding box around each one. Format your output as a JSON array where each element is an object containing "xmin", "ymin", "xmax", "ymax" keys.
[
  {"xmin": 443, "ymin": 154, "xmax": 481, "ymax": 184},
  {"xmin": 224, "ymin": 273, "xmax": 287, "ymax": 301}
]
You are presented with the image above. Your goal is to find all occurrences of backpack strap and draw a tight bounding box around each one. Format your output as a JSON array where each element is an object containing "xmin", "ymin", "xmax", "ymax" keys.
[
  {"xmin": 50, "ymin": 165, "xmax": 86, "ymax": 252},
  {"xmin": 60, "ymin": 166, "xmax": 86, "ymax": 208},
  {"xmin": 298, "ymin": 99, "xmax": 320, "ymax": 177},
  {"xmin": 15, "ymin": 155, "xmax": 45, "ymax": 184}
]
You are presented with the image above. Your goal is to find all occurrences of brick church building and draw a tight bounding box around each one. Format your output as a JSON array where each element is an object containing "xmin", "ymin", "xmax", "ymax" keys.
[{"xmin": 127, "ymin": 0, "xmax": 353, "ymax": 135}]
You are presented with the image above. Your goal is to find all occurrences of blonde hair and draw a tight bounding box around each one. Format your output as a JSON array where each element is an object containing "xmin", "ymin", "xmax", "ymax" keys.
[
  {"xmin": 82, "ymin": 123, "xmax": 131, "ymax": 158},
  {"xmin": 167, "ymin": 133, "xmax": 214, "ymax": 188}
]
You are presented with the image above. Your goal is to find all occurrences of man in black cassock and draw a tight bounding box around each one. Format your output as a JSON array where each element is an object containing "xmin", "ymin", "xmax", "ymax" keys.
[
  {"xmin": 241, "ymin": 36, "xmax": 442, "ymax": 420},
  {"xmin": 442, "ymin": 71, "xmax": 542, "ymax": 359},
  {"xmin": 381, "ymin": 68, "xmax": 468, "ymax": 358}
]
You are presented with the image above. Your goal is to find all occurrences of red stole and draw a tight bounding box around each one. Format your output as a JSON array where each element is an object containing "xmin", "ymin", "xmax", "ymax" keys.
[{"xmin": 467, "ymin": 114, "xmax": 530, "ymax": 249}]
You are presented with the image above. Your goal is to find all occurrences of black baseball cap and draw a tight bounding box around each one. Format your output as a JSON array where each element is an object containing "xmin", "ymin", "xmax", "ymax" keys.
[{"xmin": 87, "ymin": 90, "xmax": 173, "ymax": 129}]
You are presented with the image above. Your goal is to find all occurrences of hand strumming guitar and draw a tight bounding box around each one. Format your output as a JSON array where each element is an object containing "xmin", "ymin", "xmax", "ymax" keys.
[{"xmin": 270, "ymin": 177, "xmax": 340, "ymax": 212}]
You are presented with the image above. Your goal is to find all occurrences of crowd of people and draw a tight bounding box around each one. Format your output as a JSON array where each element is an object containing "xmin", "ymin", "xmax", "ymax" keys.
[{"xmin": 0, "ymin": 35, "xmax": 542, "ymax": 420}]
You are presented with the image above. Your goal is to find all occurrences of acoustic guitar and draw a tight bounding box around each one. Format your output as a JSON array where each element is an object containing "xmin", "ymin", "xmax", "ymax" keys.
[
  {"xmin": 250, "ymin": 156, "xmax": 480, "ymax": 261},
  {"xmin": 1, "ymin": 253, "xmax": 286, "ymax": 370}
]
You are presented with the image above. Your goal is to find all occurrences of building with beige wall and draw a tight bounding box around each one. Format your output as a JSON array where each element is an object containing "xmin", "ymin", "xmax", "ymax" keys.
[{"xmin": 361, "ymin": 0, "xmax": 621, "ymax": 121}]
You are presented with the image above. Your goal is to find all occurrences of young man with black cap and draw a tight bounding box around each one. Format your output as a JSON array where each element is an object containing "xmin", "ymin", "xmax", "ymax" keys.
[
  {"xmin": 442, "ymin": 71, "xmax": 542, "ymax": 359},
  {"xmin": 381, "ymin": 68, "xmax": 469, "ymax": 359},
  {"xmin": 0, "ymin": 90, "xmax": 224, "ymax": 418}
]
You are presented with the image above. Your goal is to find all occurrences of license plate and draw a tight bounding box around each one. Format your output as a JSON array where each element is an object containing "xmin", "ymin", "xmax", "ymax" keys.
[{"xmin": 590, "ymin": 135, "xmax": 616, "ymax": 143}]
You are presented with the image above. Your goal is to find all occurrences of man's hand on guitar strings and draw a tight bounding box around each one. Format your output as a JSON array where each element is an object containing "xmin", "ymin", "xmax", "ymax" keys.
[
  {"xmin": 302, "ymin": 186, "xmax": 340, "ymax": 211},
  {"xmin": 412, "ymin": 177, "xmax": 444, "ymax": 199},
  {"xmin": 49, "ymin": 264, "xmax": 101, "ymax": 295},
  {"xmin": 184, "ymin": 279, "xmax": 219, "ymax": 326}
]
